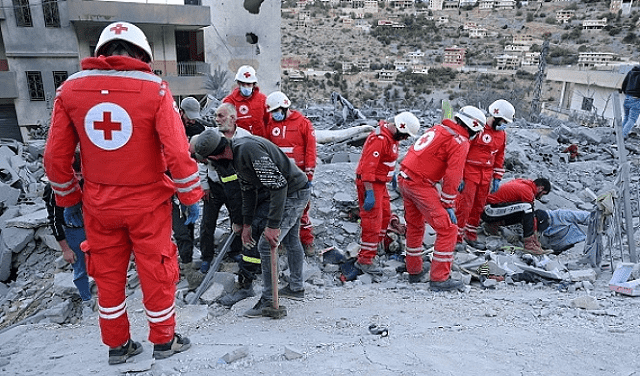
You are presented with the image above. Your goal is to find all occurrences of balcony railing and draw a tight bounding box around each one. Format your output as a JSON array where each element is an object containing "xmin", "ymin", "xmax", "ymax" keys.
[{"xmin": 177, "ymin": 61, "xmax": 209, "ymax": 76}]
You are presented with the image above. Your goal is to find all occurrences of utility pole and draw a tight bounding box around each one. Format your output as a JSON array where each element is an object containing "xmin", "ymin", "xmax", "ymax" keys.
[{"xmin": 529, "ymin": 34, "xmax": 550, "ymax": 122}]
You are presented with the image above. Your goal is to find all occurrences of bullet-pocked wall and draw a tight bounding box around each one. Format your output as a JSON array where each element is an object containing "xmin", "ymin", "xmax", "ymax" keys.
[{"xmin": 203, "ymin": 0, "xmax": 281, "ymax": 96}]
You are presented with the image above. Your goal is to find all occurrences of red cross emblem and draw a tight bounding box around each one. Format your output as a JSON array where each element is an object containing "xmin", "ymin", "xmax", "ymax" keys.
[
  {"xmin": 93, "ymin": 112, "xmax": 121, "ymax": 140},
  {"xmin": 243, "ymin": 72, "xmax": 252, "ymax": 78},
  {"xmin": 110, "ymin": 24, "xmax": 129, "ymax": 35},
  {"xmin": 399, "ymin": 123, "xmax": 406, "ymax": 129},
  {"xmin": 85, "ymin": 103, "xmax": 132, "ymax": 151},
  {"xmin": 283, "ymin": 99, "xmax": 290, "ymax": 106},
  {"xmin": 493, "ymin": 108, "xmax": 500, "ymax": 114}
]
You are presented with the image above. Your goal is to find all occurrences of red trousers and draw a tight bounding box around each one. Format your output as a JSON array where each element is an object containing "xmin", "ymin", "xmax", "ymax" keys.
[
  {"xmin": 82, "ymin": 200, "xmax": 178, "ymax": 348},
  {"xmin": 455, "ymin": 173, "xmax": 491, "ymax": 242},
  {"xmin": 356, "ymin": 180, "xmax": 390, "ymax": 264},
  {"xmin": 399, "ymin": 176, "xmax": 457, "ymax": 282},
  {"xmin": 299, "ymin": 201, "xmax": 314, "ymax": 246}
]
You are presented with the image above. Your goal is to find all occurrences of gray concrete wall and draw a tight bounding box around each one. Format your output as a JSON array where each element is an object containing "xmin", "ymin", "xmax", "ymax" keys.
[{"xmin": 203, "ymin": 0, "xmax": 281, "ymax": 96}]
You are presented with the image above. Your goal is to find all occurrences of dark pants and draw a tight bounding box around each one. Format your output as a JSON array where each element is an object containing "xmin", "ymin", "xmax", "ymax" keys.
[
  {"xmin": 482, "ymin": 202, "xmax": 536, "ymax": 237},
  {"xmin": 172, "ymin": 200, "xmax": 194, "ymax": 263},
  {"xmin": 200, "ymin": 182, "xmax": 229, "ymax": 263}
]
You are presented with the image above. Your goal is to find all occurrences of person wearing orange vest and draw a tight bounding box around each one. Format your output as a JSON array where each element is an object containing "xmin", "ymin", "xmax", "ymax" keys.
[
  {"xmin": 43, "ymin": 22, "xmax": 202, "ymax": 365},
  {"xmin": 455, "ymin": 99, "xmax": 514, "ymax": 247},
  {"xmin": 355, "ymin": 112, "xmax": 420, "ymax": 275},
  {"xmin": 265, "ymin": 91, "xmax": 317, "ymax": 254},
  {"xmin": 223, "ymin": 65, "xmax": 269, "ymax": 138},
  {"xmin": 398, "ymin": 106, "xmax": 485, "ymax": 290}
]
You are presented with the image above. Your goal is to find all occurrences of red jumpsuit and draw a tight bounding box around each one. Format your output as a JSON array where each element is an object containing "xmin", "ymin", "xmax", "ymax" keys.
[
  {"xmin": 44, "ymin": 55, "xmax": 203, "ymax": 348},
  {"xmin": 266, "ymin": 109, "xmax": 317, "ymax": 246},
  {"xmin": 355, "ymin": 123, "xmax": 398, "ymax": 265},
  {"xmin": 223, "ymin": 87, "xmax": 269, "ymax": 138},
  {"xmin": 455, "ymin": 123, "xmax": 506, "ymax": 242},
  {"xmin": 399, "ymin": 119, "xmax": 470, "ymax": 282}
]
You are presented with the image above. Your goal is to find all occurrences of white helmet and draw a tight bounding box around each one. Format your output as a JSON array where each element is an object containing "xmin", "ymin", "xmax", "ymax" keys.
[
  {"xmin": 488, "ymin": 99, "xmax": 515, "ymax": 123},
  {"xmin": 455, "ymin": 106, "xmax": 486, "ymax": 133},
  {"xmin": 394, "ymin": 111, "xmax": 420, "ymax": 137},
  {"xmin": 266, "ymin": 91, "xmax": 291, "ymax": 112},
  {"xmin": 95, "ymin": 22, "xmax": 153, "ymax": 63},
  {"xmin": 235, "ymin": 65, "xmax": 258, "ymax": 83}
]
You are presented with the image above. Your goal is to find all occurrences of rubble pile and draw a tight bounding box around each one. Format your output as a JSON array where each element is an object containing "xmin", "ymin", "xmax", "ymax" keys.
[{"xmin": 1, "ymin": 106, "xmax": 640, "ymax": 332}]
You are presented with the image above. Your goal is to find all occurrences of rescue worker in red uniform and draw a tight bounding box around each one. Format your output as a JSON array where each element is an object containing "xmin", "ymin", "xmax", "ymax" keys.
[
  {"xmin": 455, "ymin": 99, "xmax": 515, "ymax": 247},
  {"xmin": 265, "ymin": 91, "xmax": 317, "ymax": 254},
  {"xmin": 223, "ymin": 65, "xmax": 269, "ymax": 138},
  {"xmin": 398, "ymin": 106, "xmax": 486, "ymax": 290},
  {"xmin": 43, "ymin": 22, "xmax": 202, "ymax": 365},
  {"xmin": 482, "ymin": 178, "xmax": 552, "ymax": 255},
  {"xmin": 355, "ymin": 112, "xmax": 420, "ymax": 275}
]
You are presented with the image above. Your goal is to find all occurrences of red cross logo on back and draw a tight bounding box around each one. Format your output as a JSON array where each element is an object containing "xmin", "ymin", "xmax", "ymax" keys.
[
  {"xmin": 93, "ymin": 112, "xmax": 121, "ymax": 140},
  {"xmin": 110, "ymin": 24, "xmax": 128, "ymax": 35}
]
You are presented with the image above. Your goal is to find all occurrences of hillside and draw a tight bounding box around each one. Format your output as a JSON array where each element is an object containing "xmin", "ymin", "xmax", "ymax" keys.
[{"xmin": 280, "ymin": 0, "xmax": 639, "ymax": 118}]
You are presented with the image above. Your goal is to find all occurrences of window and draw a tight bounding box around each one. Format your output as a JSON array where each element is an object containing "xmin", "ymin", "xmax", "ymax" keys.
[
  {"xmin": 43, "ymin": 0, "xmax": 60, "ymax": 28},
  {"xmin": 581, "ymin": 97, "xmax": 594, "ymax": 111},
  {"xmin": 53, "ymin": 71, "xmax": 68, "ymax": 89},
  {"xmin": 13, "ymin": 0, "xmax": 33, "ymax": 27},
  {"xmin": 26, "ymin": 71, "xmax": 45, "ymax": 101}
]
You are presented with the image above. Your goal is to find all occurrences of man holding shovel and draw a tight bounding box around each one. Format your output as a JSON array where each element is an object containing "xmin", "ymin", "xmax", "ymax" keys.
[{"xmin": 191, "ymin": 128, "xmax": 310, "ymax": 318}]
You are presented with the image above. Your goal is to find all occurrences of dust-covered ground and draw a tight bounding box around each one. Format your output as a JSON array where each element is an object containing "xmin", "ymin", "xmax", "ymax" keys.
[{"xmin": 2, "ymin": 266, "xmax": 640, "ymax": 376}]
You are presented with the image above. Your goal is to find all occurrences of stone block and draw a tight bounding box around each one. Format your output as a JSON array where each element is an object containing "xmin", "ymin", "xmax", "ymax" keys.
[
  {"xmin": 35, "ymin": 227, "xmax": 61, "ymax": 251},
  {"xmin": 569, "ymin": 269, "xmax": 597, "ymax": 282},
  {"xmin": 44, "ymin": 300, "xmax": 73, "ymax": 324},
  {"xmin": 53, "ymin": 272, "xmax": 80, "ymax": 298},
  {"xmin": 26, "ymin": 140, "xmax": 46, "ymax": 159},
  {"xmin": 0, "ymin": 236, "xmax": 11, "ymax": 282},
  {"xmin": 571, "ymin": 295, "xmax": 601, "ymax": 310},
  {"xmin": 5, "ymin": 208, "xmax": 49, "ymax": 229},
  {"xmin": 0, "ymin": 181, "xmax": 20, "ymax": 207},
  {"xmin": 283, "ymin": 346, "xmax": 303, "ymax": 360},
  {"xmin": 330, "ymin": 152, "xmax": 350, "ymax": 163},
  {"xmin": 219, "ymin": 346, "xmax": 249, "ymax": 364},
  {"xmin": 2, "ymin": 227, "xmax": 34, "ymax": 253}
]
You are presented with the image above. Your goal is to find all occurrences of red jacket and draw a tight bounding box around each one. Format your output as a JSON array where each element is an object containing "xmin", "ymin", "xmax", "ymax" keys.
[
  {"xmin": 356, "ymin": 123, "xmax": 399, "ymax": 183},
  {"xmin": 223, "ymin": 87, "xmax": 269, "ymax": 138},
  {"xmin": 463, "ymin": 123, "xmax": 506, "ymax": 184},
  {"xmin": 266, "ymin": 109, "xmax": 317, "ymax": 179},
  {"xmin": 44, "ymin": 55, "xmax": 203, "ymax": 214},
  {"xmin": 486, "ymin": 178, "xmax": 537, "ymax": 205},
  {"xmin": 400, "ymin": 119, "xmax": 470, "ymax": 208}
]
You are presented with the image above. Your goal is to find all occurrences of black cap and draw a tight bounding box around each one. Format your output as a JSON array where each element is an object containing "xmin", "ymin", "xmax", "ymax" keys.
[{"xmin": 535, "ymin": 209, "xmax": 549, "ymax": 231}]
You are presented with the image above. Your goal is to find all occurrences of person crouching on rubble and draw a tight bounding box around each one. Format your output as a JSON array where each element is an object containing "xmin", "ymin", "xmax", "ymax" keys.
[
  {"xmin": 43, "ymin": 22, "xmax": 202, "ymax": 364},
  {"xmin": 191, "ymin": 128, "xmax": 310, "ymax": 318},
  {"xmin": 481, "ymin": 178, "xmax": 552, "ymax": 255},
  {"xmin": 535, "ymin": 209, "xmax": 594, "ymax": 255},
  {"xmin": 354, "ymin": 111, "xmax": 420, "ymax": 275},
  {"xmin": 455, "ymin": 99, "xmax": 514, "ymax": 249},
  {"xmin": 399, "ymin": 106, "xmax": 486, "ymax": 290}
]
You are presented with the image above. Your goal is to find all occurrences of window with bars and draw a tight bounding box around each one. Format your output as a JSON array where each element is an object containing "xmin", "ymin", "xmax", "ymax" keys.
[
  {"xmin": 43, "ymin": 0, "xmax": 60, "ymax": 28},
  {"xmin": 53, "ymin": 71, "xmax": 68, "ymax": 89},
  {"xmin": 13, "ymin": 0, "xmax": 33, "ymax": 27},
  {"xmin": 581, "ymin": 97, "xmax": 594, "ymax": 112},
  {"xmin": 26, "ymin": 71, "xmax": 45, "ymax": 101}
]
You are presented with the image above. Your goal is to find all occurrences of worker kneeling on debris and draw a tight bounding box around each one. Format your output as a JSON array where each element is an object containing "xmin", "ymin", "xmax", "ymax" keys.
[{"xmin": 191, "ymin": 128, "xmax": 310, "ymax": 318}]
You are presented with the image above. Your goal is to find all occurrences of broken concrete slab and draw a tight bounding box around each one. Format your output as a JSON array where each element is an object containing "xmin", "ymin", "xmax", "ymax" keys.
[
  {"xmin": 218, "ymin": 346, "xmax": 249, "ymax": 364},
  {"xmin": 0, "ymin": 237, "xmax": 11, "ymax": 282},
  {"xmin": 571, "ymin": 296, "xmax": 601, "ymax": 310},
  {"xmin": 0, "ymin": 182, "xmax": 20, "ymax": 207},
  {"xmin": 569, "ymin": 269, "xmax": 598, "ymax": 283},
  {"xmin": 283, "ymin": 346, "xmax": 304, "ymax": 360},
  {"xmin": 53, "ymin": 272, "xmax": 80, "ymax": 298},
  {"xmin": 43, "ymin": 299, "xmax": 73, "ymax": 324},
  {"xmin": 4, "ymin": 208, "xmax": 48, "ymax": 228},
  {"xmin": 35, "ymin": 227, "xmax": 61, "ymax": 251},
  {"xmin": 2, "ymin": 227, "xmax": 34, "ymax": 253}
]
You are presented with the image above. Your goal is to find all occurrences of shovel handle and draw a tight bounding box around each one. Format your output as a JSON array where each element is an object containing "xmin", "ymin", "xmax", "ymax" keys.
[{"xmin": 270, "ymin": 243, "xmax": 279, "ymax": 309}]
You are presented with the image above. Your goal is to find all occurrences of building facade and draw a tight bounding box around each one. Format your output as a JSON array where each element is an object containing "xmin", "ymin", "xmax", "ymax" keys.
[{"xmin": 0, "ymin": 0, "xmax": 210, "ymax": 141}]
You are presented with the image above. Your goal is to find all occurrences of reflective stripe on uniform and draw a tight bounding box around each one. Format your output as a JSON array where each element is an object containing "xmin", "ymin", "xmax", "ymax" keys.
[
  {"xmin": 98, "ymin": 300, "xmax": 127, "ymax": 320},
  {"xmin": 221, "ymin": 174, "xmax": 238, "ymax": 183},
  {"xmin": 145, "ymin": 303, "xmax": 175, "ymax": 323},
  {"xmin": 242, "ymin": 255, "xmax": 261, "ymax": 264}
]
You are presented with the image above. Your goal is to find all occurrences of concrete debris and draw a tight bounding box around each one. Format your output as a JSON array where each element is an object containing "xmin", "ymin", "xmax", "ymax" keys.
[
  {"xmin": 283, "ymin": 346, "xmax": 304, "ymax": 360},
  {"xmin": 570, "ymin": 296, "xmax": 601, "ymax": 310},
  {"xmin": 219, "ymin": 346, "xmax": 249, "ymax": 364},
  {"xmin": 0, "ymin": 105, "xmax": 638, "ymax": 334}
]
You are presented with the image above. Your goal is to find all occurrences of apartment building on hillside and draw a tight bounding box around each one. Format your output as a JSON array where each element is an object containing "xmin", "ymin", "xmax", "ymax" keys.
[{"xmin": 0, "ymin": 0, "xmax": 210, "ymax": 142}]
